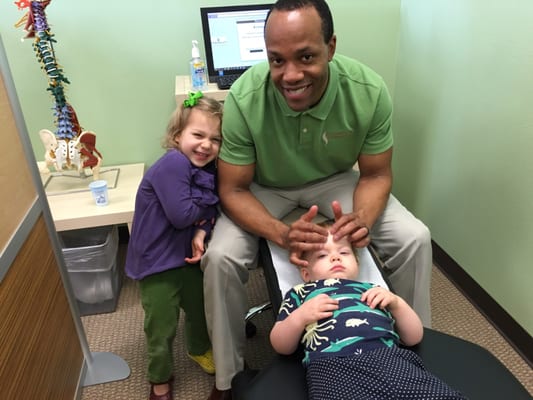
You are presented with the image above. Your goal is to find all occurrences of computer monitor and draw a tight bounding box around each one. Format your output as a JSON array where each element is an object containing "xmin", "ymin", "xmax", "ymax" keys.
[{"xmin": 200, "ymin": 4, "xmax": 273, "ymax": 83}]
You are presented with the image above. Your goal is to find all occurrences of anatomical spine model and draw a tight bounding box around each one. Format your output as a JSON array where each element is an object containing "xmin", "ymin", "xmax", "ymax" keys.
[{"xmin": 14, "ymin": 0, "xmax": 102, "ymax": 178}]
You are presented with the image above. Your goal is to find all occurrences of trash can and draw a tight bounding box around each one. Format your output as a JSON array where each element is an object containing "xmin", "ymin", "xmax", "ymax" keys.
[{"xmin": 59, "ymin": 225, "xmax": 121, "ymax": 316}]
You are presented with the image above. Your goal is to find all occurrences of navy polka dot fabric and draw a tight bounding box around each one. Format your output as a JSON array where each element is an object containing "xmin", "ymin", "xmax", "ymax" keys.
[{"xmin": 306, "ymin": 346, "xmax": 467, "ymax": 399}]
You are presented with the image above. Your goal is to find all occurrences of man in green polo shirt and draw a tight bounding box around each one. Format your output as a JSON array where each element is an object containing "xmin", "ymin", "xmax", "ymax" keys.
[{"xmin": 201, "ymin": 1, "xmax": 432, "ymax": 399}]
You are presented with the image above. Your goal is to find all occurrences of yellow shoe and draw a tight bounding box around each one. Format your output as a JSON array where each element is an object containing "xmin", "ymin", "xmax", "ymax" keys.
[{"xmin": 188, "ymin": 348, "xmax": 215, "ymax": 375}]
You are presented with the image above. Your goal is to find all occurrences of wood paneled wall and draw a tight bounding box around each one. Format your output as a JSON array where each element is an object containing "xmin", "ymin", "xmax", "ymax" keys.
[{"xmin": 0, "ymin": 217, "xmax": 83, "ymax": 398}]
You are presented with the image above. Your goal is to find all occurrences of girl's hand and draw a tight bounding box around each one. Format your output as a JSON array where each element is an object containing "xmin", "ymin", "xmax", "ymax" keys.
[
  {"xmin": 194, "ymin": 217, "xmax": 215, "ymax": 227},
  {"xmin": 184, "ymin": 229, "xmax": 207, "ymax": 264},
  {"xmin": 361, "ymin": 286, "xmax": 398, "ymax": 310}
]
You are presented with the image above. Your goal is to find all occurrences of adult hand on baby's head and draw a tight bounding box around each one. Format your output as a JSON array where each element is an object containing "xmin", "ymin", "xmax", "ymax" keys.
[
  {"xmin": 286, "ymin": 205, "xmax": 328, "ymax": 267},
  {"xmin": 330, "ymin": 201, "xmax": 371, "ymax": 248}
]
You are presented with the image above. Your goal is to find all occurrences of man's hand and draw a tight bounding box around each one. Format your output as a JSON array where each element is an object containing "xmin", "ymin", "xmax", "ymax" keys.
[
  {"xmin": 330, "ymin": 200, "xmax": 371, "ymax": 248},
  {"xmin": 285, "ymin": 205, "xmax": 328, "ymax": 267},
  {"xmin": 184, "ymin": 229, "xmax": 207, "ymax": 264}
]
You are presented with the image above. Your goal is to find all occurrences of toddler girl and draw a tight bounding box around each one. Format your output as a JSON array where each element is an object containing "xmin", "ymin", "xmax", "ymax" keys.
[{"xmin": 125, "ymin": 92, "xmax": 223, "ymax": 400}]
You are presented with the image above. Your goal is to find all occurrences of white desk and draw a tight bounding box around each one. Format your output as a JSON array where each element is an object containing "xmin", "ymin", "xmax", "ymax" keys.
[
  {"xmin": 42, "ymin": 163, "xmax": 144, "ymax": 232},
  {"xmin": 175, "ymin": 75, "xmax": 228, "ymax": 104}
]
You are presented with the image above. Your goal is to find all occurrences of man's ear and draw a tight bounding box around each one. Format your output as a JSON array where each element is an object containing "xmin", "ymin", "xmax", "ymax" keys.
[{"xmin": 327, "ymin": 34, "xmax": 337, "ymax": 61}]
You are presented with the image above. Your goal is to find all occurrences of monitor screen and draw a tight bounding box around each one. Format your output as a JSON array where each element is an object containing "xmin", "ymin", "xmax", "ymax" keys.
[{"xmin": 200, "ymin": 4, "xmax": 273, "ymax": 83}]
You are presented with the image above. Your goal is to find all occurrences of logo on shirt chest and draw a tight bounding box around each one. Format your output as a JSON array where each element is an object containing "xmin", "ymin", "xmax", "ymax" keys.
[{"xmin": 322, "ymin": 131, "xmax": 351, "ymax": 145}]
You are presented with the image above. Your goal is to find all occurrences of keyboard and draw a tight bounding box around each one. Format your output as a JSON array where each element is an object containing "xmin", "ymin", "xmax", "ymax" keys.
[{"xmin": 216, "ymin": 74, "xmax": 240, "ymax": 90}]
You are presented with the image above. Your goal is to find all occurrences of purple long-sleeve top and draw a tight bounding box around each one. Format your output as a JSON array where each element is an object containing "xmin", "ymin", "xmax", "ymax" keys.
[{"xmin": 125, "ymin": 150, "xmax": 219, "ymax": 280}]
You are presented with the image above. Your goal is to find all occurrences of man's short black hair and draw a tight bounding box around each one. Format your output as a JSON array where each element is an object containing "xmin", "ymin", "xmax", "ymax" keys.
[{"xmin": 266, "ymin": 0, "xmax": 334, "ymax": 43}]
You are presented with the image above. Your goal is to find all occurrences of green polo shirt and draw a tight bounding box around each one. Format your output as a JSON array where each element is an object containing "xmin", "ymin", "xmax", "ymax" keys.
[{"xmin": 219, "ymin": 54, "xmax": 393, "ymax": 188}]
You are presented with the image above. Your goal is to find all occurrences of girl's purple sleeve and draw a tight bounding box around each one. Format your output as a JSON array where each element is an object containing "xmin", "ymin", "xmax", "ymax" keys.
[{"xmin": 149, "ymin": 153, "xmax": 218, "ymax": 229}]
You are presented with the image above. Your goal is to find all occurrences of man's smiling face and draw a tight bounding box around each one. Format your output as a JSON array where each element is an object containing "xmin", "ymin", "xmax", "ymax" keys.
[{"xmin": 265, "ymin": 6, "xmax": 336, "ymax": 111}]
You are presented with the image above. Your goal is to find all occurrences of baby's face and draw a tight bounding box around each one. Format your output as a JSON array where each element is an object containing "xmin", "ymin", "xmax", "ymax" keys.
[{"xmin": 301, "ymin": 233, "xmax": 359, "ymax": 282}]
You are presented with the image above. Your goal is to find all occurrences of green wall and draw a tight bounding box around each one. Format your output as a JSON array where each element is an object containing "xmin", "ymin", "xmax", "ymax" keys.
[
  {"xmin": 393, "ymin": 0, "xmax": 533, "ymax": 335},
  {"xmin": 0, "ymin": 0, "xmax": 400, "ymax": 167}
]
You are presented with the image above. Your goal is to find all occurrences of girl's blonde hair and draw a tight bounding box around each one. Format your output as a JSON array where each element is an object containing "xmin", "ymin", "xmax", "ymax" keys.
[{"xmin": 162, "ymin": 95, "xmax": 223, "ymax": 150}]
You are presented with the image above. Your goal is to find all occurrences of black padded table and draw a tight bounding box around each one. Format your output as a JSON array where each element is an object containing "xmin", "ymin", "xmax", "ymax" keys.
[
  {"xmin": 232, "ymin": 328, "xmax": 531, "ymax": 400},
  {"xmin": 234, "ymin": 239, "xmax": 532, "ymax": 400}
]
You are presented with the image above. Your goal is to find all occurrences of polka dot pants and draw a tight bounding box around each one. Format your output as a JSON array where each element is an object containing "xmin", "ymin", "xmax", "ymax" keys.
[{"xmin": 306, "ymin": 346, "xmax": 468, "ymax": 400}]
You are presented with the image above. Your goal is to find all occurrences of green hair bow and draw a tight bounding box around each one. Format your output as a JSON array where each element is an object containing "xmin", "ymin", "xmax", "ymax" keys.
[{"xmin": 183, "ymin": 91, "xmax": 203, "ymax": 108}]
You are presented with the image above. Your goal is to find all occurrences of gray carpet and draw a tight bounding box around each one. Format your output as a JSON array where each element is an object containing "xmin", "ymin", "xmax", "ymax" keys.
[{"xmin": 80, "ymin": 249, "xmax": 532, "ymax": 399}]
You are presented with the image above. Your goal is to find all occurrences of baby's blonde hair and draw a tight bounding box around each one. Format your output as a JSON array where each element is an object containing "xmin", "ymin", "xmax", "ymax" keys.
[{"xmin": 162, "ymin": 96, "xmax": 223, "ymax": 150}]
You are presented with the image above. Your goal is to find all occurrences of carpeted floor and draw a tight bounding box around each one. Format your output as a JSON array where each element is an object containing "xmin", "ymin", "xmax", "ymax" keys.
[{"xmin": 80, "ymin": 247, "xmax": 532, "ymax": 400}]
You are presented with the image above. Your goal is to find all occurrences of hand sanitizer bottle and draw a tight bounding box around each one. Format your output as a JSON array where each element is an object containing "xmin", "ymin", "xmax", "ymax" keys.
[{"xmin": 190, "ymin": 40, "xmax": 207, "ymax": 91}]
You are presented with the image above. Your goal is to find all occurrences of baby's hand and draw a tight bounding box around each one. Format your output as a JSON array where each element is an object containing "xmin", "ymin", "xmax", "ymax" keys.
[
  {"xmin": 297, "ymin": 294, "xmax": 339, "ymax": 325},
  {"xmin": 360, "ymin": 286, "xmax": 398, "ymax": 310}
]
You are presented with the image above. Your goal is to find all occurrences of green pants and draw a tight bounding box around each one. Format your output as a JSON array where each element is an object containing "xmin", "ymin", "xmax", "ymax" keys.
[{"xmin": 139, "ymin": 264, "xmax": 211, "ymax": 383}]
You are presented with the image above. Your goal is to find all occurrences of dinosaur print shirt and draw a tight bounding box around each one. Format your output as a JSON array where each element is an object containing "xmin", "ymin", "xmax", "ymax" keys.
[{"xmin": 277, "ymin": 279, "xmax": 400, "ymax": 365}]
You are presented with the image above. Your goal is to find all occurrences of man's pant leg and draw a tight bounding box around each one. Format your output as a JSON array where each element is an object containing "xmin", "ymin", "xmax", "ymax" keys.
[
  {"xmin": 370, "ymin": 194, "xmax": 433, "ymax": 327},
  {"xmin": 202, "ymin": 189, "xmax": 298, "ymax": 390},
  {"xmin": 201, "ymin": 213, "xmax": 255, "ymax": 390}
]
